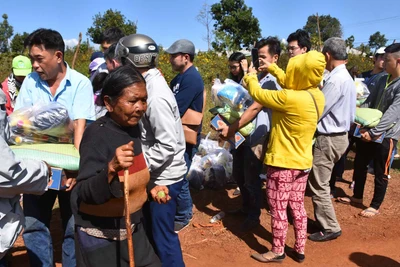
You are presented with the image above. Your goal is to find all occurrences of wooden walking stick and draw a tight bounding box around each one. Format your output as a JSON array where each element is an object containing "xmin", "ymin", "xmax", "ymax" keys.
[{"xmin": 124, "ymin": 168, "xmax": 135, "ymax": 267}]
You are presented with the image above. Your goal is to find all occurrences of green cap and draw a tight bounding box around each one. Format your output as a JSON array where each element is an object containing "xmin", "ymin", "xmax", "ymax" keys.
[{"xmin": 12, "ymin": 55, "xmax": 32, "ymax": 76}]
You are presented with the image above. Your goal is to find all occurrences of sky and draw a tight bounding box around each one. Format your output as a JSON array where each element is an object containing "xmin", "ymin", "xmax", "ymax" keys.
[{"xmin": 2, "ymin": 0, "xmax": 400, "ymax": 51}]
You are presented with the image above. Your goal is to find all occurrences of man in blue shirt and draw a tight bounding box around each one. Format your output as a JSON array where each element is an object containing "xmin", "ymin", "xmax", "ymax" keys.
[
  {"xmin": 166, "ymin": 39, "xmax": 204, "ymax": 232},
  {"xmin": 308, "ymin": 37, "xmax": 357, "ymax": 242},
  {"xmin": 14, "ymin": 28, "xmax": 95, "ymax": 267}
]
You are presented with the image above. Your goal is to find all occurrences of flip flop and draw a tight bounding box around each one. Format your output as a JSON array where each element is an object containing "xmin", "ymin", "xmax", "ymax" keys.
[
  {"xmin": 337, "ymin": 196, "xmax": 362, "ymax": 205},
  {"xmin": 359, "ymin": 207, "xmax": 380, "ymax": 218},
  {"xmin": 251, "ymin": 251, "xmax": 285, "ymax": 263},
  {"xmin": 337, "ymin": 197, "xmax": 351, "ymax": 204}
]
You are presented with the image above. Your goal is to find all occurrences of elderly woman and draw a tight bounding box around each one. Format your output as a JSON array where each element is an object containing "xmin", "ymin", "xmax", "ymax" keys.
[
  {"xmin": 71, "ymin": 65, "xmax": 167, "ymax": 267},
  {"xmin": 244, "ymin": 51, "xmax": 326, "ymax": 263}
]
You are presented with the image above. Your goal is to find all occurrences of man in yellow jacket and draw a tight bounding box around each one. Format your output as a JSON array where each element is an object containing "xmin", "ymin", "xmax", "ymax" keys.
[{"xmin": 244, "ymin": 51, "xmax": 325, "ymax": 263}]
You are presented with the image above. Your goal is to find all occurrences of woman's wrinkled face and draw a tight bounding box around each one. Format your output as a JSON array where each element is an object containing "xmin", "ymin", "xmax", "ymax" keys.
[{"xmin": 106, "ymin": 82, "xmax": 147, "ymax": 127}]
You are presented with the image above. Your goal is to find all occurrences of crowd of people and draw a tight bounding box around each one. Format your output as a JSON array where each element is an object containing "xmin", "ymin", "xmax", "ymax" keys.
[{"xmin": 0, "ymin": 25, "xmax": 399, "ymax": 266}]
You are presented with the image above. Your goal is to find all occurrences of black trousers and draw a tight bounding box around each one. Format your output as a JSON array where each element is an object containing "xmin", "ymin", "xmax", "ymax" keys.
[
  {"xmin": 232, "ymin": 145, "xmax": 263, "ymax": 221},
  {"xmin": 352, "ymin": 138, "xmax": 397, "ymax": 209},
  {"xmin": 75, "ymin": 219, "xmax": 161, "ymax": 267}
]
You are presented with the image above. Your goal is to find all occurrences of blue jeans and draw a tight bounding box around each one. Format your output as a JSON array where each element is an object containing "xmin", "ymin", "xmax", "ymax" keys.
[
  {"xmin": 144, "ymin": 180, "xmax": 185, "ymax": 267},
  {"xmin": 22, "ymin": 190, "xmax": 76, "ymax": 267},
  {"xmin": 174, "ymin": 144, "xmax": 195, "ymax": 226}
]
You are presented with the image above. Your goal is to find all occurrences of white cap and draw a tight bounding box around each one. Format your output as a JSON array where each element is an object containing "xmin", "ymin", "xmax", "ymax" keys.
[{"xmin": 375, "ymin": 47, "xmax": 386, "ymax": 55}]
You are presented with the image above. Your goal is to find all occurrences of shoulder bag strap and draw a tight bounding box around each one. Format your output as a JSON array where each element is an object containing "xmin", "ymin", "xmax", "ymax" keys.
[{"xmin": 305, "ymin": 90, "xmax": 320, "ymax": 121}]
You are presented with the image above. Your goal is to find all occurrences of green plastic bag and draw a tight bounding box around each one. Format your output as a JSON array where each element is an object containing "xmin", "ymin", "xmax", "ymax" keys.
[
  {"xmin": 217, "ymin": 105, "xmax": 255, "ymax": 136},
  {"xmin": 355, "ymin": 108, "xmax": 382, "ymax": 128}
]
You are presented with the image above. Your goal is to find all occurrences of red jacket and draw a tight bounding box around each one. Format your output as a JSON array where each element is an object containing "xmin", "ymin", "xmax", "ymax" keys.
[{"xmin": 1, "ymin": 77, "xmax": 14, "ymax": 115}]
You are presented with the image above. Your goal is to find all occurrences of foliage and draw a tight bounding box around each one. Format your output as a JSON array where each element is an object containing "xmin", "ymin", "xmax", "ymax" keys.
[
  {"xmin": 369, "ymin": 31, "xmax": 388, "ymax": 52},
  {"xmin": 196, "ymin": 2, "xmax": 214, "ymax": 51},
  {"xmin": 10, "ymin": 32, "xmax": 29, "ymax": 54},
  {"xmin": 0, "ymin": 14, "xmax": 14, "ymax": 53},
  {"xmin": 64, "ymin": 46, "xmax": 94, "ymax": 77},
  {"xmin": 357, "ymin": 43, "xmax": 371, "ymax": 56},
  {"xmin": 0, "ymin": 52, "xmax": 15, "ymax": 81},
  {"xmin": 346, "ymin": 53, "xmax": 374, "ymax": 74},
  {"xmin": 303, "ymin": 14, "xmax": 342, "ymax": 49},
  {"xmin": 87, "ymin": 9, "xmax": 137, "ymax": 44},
  {"xmin": 345, "ymin": 35, "xmax": 355, "ymax": 50},
  {"xmin": 210, "ymin": 0, "xmax": 261, "ymax": 52}
]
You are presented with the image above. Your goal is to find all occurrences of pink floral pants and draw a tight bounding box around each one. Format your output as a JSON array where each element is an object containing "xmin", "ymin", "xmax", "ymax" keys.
[{"xmin": 266, "ymin": 166, "xmax": 309, "ymax": 254}]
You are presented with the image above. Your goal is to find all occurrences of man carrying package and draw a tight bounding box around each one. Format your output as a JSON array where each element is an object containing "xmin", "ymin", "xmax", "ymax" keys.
[{"xmin": 0, "ymin": 89, "xmax": 51, "ymax": 266}]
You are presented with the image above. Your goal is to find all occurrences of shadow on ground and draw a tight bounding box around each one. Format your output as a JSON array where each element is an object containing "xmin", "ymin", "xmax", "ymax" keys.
[{"xmin": 349, "ymin": 252, "xmax": 400, "ymax": 267}]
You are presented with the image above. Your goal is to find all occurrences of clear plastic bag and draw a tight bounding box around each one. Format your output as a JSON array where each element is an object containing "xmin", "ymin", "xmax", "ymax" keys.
[
  {"xmin": 187, "ymin": 133, "xmax": 233, "ymax": 190},
  {"xmin": 197, "ymin": 132, "xmax": 220, "ymax": 156},
  {"xmin": 8, "ymin": 102, "xmax": 73, "ymax": 145},
  {"xmin": 354, "ymin": 79, "xmax": 370, "ymax": 107},
  {"xmin": 217, "ymin": 79, "xmax": 253, "ymax": 111},
  {"xmin": 211, "ymin": 78, "xmax": 224, "ymax": 106}
]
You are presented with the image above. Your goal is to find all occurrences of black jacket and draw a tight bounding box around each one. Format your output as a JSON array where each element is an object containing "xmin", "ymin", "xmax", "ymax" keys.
[{"xmin": 71, "ymin": 114, "xmax": 149, "ymax": 229}]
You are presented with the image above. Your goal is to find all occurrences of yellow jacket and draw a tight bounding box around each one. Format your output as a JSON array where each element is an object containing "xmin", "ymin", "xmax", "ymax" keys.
[{"xmin": 244, "ymin": 51, "xmax": 326, "ymax": 170}]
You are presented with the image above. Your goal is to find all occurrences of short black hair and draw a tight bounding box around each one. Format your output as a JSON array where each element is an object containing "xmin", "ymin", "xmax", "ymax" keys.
[
  {"xmin": 104, "ymin": 43, "xmax": 117, "ymax": 61},
  {"xmin": 287, "ymin": 29, "xmax": 311, "ymax": 52},
  {"xmin": 255, "ymin": 37, "xmax": 281, "ymax": 59},
  {"xmin": 24, "ymin": 28, "xmax": 65, "ymax": 56},
  {"xmin": 101, "ymin": 65, "xmax": 145, "ymax": 105},
  {"xmin": 188, "ymin": 54, "xmax": 195, "ymax": 62},
  {"xmin": 100, "ymin": 27, "xmax": 125, "ymax": 44},
  {"xmin": 385, "ymin": 43, "xmax": 400, "ymax": 54},
  {"xmin": 92, "ymin": 72, "xmax": 108, "ymax": 94},
  {"xmin": 228, "ymin": 52, "xmax": 246, "ymax": 62}
]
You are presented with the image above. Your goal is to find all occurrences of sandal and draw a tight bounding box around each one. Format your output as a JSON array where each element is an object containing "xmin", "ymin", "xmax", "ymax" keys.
[
  {"xmin": 359, "ymin": 207, "xmax": 380, "ymax": 218},
  {"xmin": 337, "ymin": 196, "xmax": 362, "ymax": 205},
  {"xmin": 251, "ymin": 251, "xmax": 286, "ymax": 263}
]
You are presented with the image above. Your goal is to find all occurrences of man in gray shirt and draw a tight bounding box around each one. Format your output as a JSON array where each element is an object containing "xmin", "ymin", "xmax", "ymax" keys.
[
  {"xmin": 0, "ymin": 89, "xmax": 50, "ymax": 264},
  {"xmin": 308, "ymin": 37, "xmax": 356, "ymax": 242},
  {"xmin": 341, "ymin": 43, "xmax": 400, "ymax": 218}
]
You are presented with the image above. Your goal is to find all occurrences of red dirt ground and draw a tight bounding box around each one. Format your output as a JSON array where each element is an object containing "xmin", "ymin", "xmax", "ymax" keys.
[{"xmin": 7, "ymin": 159, "xmax": 400, "ymax": 267}]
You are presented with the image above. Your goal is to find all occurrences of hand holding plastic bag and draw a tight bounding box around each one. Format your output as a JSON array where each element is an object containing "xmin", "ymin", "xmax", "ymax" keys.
[{"xmin": 217, "ymin": 79, "xmax": 253, "ymax": 111}]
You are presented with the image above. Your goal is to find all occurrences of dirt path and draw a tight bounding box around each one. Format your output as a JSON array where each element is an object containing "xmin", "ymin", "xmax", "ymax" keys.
[{"xmin": 8, "ymin": 167, "xmax": 400, "ymax": 267}]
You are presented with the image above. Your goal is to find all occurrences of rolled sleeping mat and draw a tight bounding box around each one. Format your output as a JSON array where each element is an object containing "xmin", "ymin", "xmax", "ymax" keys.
[{"xmin": 10, "ymin": 143, "xmax": 80, "ymax": 171}]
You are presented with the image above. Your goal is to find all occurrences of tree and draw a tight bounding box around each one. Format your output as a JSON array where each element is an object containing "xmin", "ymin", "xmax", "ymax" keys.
[
  {"xmin": 196, "ymin": 2, "xmax": 214, "ymax": 51},
  {"xmin": 357, "ymin": 43, "xmax": 371, "ymax": 56},
  {"xmin": 210, "ymin": 0, "xmax": 261, "ymax": 52},
  {"xmin": 345, "ymin": 35, "xmax": 355, "ymax": 50},
  {"xmin": 87, "ymin": 9, "xmax": 137, "ymax": 44},
  {"xmin": 368, "ymin": 31, "xmax": 387, "ymax": 52},
  {"xmin": 11, "ymin": 32, "xmax": 29, "ymax": 53},
  {"xmin": 303, "ymin": 14, "xmax": 342, "ymax": 49},
  {"xmin": 0, "ymin": 14, "xmax": 14, "ymax": 53}
]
